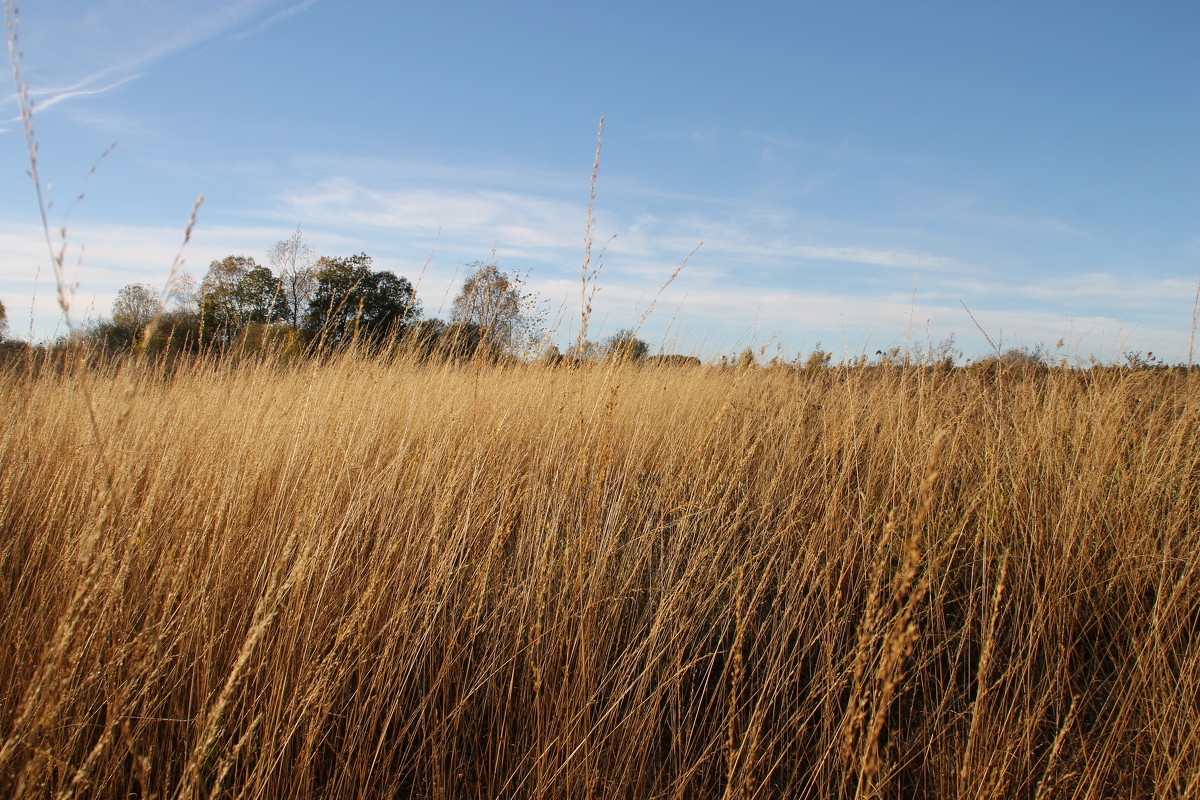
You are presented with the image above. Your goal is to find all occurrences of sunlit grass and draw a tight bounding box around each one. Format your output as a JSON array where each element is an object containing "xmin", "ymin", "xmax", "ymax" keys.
[{"xmin": 2, "ymin": 352, "xmax": 1198, "ymax": 798}]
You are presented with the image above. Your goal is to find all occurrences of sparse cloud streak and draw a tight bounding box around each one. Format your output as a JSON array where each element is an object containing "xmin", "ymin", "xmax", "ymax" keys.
[
  {"xmin": 1, "ymin": 1, "xmax": 314, "ymax": 123},
  {"xmin": 22, "ymin": 75, "xmax": 140, "ymax": 117},
  {"xmin": 233, "ymin": 0, "xmax": 321, "ymax": 39}
]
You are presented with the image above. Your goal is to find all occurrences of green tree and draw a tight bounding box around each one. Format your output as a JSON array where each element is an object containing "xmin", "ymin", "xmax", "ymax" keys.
[
  {"xmin": 304, "ymin": 253, "xmax": 420, "ymax": 347},
  {"xmin": 201, "ymin": 255, "xmax": 256, "ymax": 341},
  {"xmin": 603, "ymin": 329, "xmax": 649, "ymax": 363},
  {"xmin": 201, "ymin": 256, "xmax": 287, "ymax": 343},
  {"xmin": 238, "ymin": 266, "xmax": 287, "ymax": 324},
  {"xmin": 0, "ymin": 299, "xmax": 8, "ymax": 340}
]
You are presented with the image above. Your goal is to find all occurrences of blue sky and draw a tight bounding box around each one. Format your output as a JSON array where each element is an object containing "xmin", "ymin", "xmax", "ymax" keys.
[{"xmin": 1, "ymin": 0, "xmax": 1197, "ymax": 362}]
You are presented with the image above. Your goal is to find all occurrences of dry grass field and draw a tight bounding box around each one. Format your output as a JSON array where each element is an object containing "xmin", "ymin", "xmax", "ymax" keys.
[{"xmin": 2, "ymin": 352, "xmax": 1199, "ymax": 798}]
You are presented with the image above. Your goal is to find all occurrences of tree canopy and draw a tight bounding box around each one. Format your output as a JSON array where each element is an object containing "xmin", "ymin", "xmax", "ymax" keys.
[
  {"xmin": 200, "ymin": 256, "xmax": 286, "ymax": 342},
  {"xmin": 451, "ymin": 263, "xmax": 528, "ymax": 354},
  {"xmin": 110, "ymin": 283, "xmax": 161, "ymax": 348},
  {"xmin": 304, "ymin": 253, "xmax": 420, "ymax": 347},
  {"xmin": 603, "ymin": 329, "xmax": 650, "ymax": 362}
]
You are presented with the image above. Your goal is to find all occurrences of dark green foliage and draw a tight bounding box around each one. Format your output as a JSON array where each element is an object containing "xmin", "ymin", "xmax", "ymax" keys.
[
  {"xmin": 238, "ymin": 266, "xmax": 287, "ymax": 325},
  {"xmin": 303, "ymin": 253, "xmax": 420, "ymax": 347},
  {"xmin": 200, "ymin": 255, "xmax": 254, "ymax": 337},
  {"xmin": 0, "ymin": 338, "xmax": 28, "ymax": 366},
  {"xmin": 86, "ymin": 319, "xmax": 135, "ymax": 350},
  {"xmin": 84, "ymin": 252, "xmax": 422, "ymax": 357}
]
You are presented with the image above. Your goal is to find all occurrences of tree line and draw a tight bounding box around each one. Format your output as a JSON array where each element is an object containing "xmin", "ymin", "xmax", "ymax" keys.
[
  {"xmin": 77, "ymin": 226, "xmax": 559, "ymax": 362},
  {"xmin": 48, "ymin": 224, "xmax": 671, "ymax": 365},
  {"xmin": 0, "ymin": 220, "xmax": 663, "ymax": 367}
]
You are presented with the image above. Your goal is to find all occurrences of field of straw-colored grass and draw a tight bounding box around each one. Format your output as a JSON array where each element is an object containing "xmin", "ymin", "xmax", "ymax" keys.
[{"xmin": 2, "ymin": 354, "xmax": 1198, "ymax": 799}]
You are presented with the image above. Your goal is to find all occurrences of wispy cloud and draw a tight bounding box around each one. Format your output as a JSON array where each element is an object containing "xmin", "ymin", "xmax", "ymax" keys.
[
  {"xmin": 940, "ymin": 272, "xmax": 1196, "ymax": 311},
  {"xmin": 232, "ymin": 0, "xmax": 320, "ymax": 39},
  {"xmin": 3, "ymin": 138, "xmax": 1190, "ymax": 360},
  {"xmin": 16, "ymin": 75, "xmax": 140, "ymax": 120},
  {"xmin": 280, "ymin": 178, "xmax": 586, "ymax": 253},
  {"xmin": 94, "ymin": 4, "xmax": 277, "ymax": 78},
  {"xmin": 3, "ymin": 210, "xmax": 1195, "ymax": 361},
  {"xmin": 1, "ymin": 1, "xmax": 306, "ymax": 124},
  {"xmin": 789, "ymin": 245, "xmax": 954, "ymax": 270},
  {"xmin": 279, "ymin": 171, "xmax": 962, "ymax": 279}
]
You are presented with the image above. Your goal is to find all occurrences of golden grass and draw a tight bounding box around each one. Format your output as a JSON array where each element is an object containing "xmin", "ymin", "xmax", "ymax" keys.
[{"xmin": 2, "ymin": 353, "xmax": 1198, "ymax": 798}]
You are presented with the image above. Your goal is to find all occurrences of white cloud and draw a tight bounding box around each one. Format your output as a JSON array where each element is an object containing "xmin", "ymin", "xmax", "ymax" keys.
[
  {"xmin": 262, "ymin": 167, "xmax": 1200, "ymax": 361},
  {"xmin": 789, "ymin": 245, "xmax": 954, "ymax": 270},
  {"xmin": 279, "ymin": 175, "xmax": 960, "ymax": 289},
  {"xmin": 3, "ymin": 150, "xmax": 1193, "ymax": 361},
  {"xmin": 0, "ymin": 218, "xmax": 303, "ymax": 323},
  {"xmin": 3, "ymin": 208, "xmax": 1195, "ymax": 362},
  {"xmin": 941, "ymin": 272, "xmax": 1196, "ymax": 310},
  {"xmin": 280, "ymin": 178, "xmax": 587, "ymax": 255}
]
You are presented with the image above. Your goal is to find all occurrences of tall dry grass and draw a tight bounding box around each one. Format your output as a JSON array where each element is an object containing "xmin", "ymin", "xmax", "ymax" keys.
[{"xmin": 1, "ymin": 352, "xmax": 1198, "ymax": 798}]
